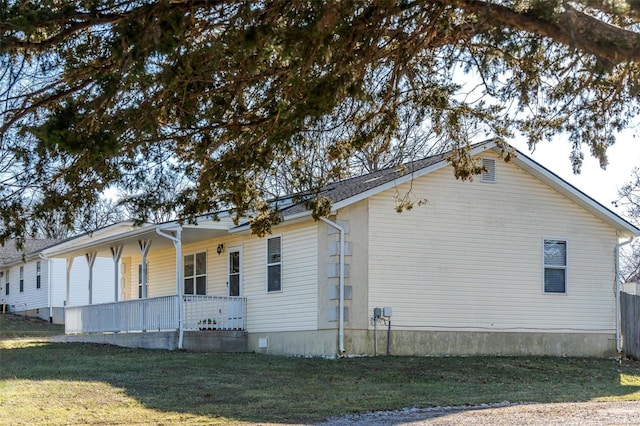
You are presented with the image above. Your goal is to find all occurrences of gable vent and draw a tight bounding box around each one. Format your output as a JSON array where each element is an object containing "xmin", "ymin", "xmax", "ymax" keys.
[{"xmin": 481, "ymin": 158, "xmax": 496, "ymax": 183}]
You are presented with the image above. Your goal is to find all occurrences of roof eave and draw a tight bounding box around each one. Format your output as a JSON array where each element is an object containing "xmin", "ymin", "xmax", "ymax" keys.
[{"xmin": 507, "ymin": 147, "xmax": 640, "ymax": 237}]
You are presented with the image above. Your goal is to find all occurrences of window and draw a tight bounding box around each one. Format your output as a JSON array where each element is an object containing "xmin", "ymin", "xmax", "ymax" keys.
[
  {"xmin": 137, "ymin": 263, "xmax": 149, "ymax": 299},
  {"xmin": 544, "ymin": 239, "xmax": 567, "ymax": 293},
  {"xmin": 481, "ymin": 158, "xmax": 496, "ymax": 183},
  {"xmin": 36, "ymin": 261, "xmax": 41, "ymax": 289},
  {"xmin": 184, "ymin": 252, "xmax": 206, "ymax": 295},
  {"xmin": 19, "ymin": 266, "xmax": 24, "ymax": 292},
  {"xmin": 5, "ymin": 270, "xmax": 8, "ymax": 295},
  {"xmin": 267, "ymin": 236, "xmax": 282, "ymax": 292}
]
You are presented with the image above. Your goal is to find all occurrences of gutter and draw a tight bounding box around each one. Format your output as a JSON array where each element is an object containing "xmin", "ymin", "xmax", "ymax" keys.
[
  {"xmin": 319, "ymin": 217, "xmax": 345, "ymax": 355},
  {"xmin": 155, "ymin": 226, "xmax": 184, "ymax": 350},
  {"xmin": 615, "ymin": 237, "xmax": 635, "ymax": 353}
]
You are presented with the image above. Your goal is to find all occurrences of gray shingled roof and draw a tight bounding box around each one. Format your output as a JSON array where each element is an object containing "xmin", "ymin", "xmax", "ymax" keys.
[
  {"xmin": 0, "ymin": 239, "xmax": 62, "ymax": 265},
  {"xmin": 276, "ymin": 150, "xmax": 450, "ymax": 217}
]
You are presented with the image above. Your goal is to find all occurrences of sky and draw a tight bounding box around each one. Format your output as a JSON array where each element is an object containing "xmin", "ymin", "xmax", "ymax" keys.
[{"xmin": 510, "ymin": 130, "xmax": 640, "ymax": 220}]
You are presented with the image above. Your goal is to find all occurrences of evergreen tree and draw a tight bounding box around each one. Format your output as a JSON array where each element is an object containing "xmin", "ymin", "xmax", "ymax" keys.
[{"xmin": 2, "ymin": 0, "xmax": 640, "ymax": 239}]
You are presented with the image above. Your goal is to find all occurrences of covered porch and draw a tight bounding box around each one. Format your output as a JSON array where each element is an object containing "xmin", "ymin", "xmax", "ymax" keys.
[{"xmin": 44, "ymin": 218, "xmax": 248, "ymax": 351}]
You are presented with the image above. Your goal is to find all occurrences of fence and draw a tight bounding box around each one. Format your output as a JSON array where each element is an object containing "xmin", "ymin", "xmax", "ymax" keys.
[
  {"xmin": 65, "ymin": 295, "xmax": 246, "ymax": 334},
  {"xmin": 621, "ymin": 291, "xmax": 640, "ymax": 360}
]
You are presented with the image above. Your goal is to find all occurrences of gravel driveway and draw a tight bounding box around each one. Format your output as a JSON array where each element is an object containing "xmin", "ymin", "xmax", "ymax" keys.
[{"xmin": 316, "ymin": 401, "xmax": 640, "ymax": 425}]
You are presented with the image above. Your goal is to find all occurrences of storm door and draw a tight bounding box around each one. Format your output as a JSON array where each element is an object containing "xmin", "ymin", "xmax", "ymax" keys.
[{"xmin": 228, "ymin": 247, "xmax": 242, "ymax": 297}]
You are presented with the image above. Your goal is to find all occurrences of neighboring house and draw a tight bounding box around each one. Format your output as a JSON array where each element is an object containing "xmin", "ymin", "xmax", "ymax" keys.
[
  {"xmin": 0, "ymin": 224, "xmax": 136, "ymax": 323},
  {"xmin": 42, "ymin": 141, "xmax": 639, "ymax": 356}
]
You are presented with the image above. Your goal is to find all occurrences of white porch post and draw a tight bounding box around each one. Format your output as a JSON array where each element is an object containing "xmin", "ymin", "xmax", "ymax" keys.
[
  {"xmin": 85, "ymin": 252, "xmax": 97, "ymax": 305},
  {"xmin": 155, "ymin": 226, "xmax": 183, "ymax": 349},
  {"xmin": 65, "ymin": 257, "xmax": 74, "ymax": 309},
  {"xmin": 64, "ymin": 257, "xmax": 74, "ymax": 334},
  {"xmin": 110, "ymin": 245, "xmax": 123, "ymax": 302},
  {"xmin": 138, "ymin": 239, "xmax": 151, "ymax": 298}
]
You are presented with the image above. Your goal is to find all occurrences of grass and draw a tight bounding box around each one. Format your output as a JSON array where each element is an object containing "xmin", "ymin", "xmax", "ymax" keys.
[
  {"xmin": 1, "ymin": 314, "xmax": 640, "ymax": 425},
  {"xmin": 0, "ymin": 313, "xmax": 64, "ymax": 338}
]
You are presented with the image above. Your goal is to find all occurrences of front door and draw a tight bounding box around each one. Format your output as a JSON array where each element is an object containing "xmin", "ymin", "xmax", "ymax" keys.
[
  {"xmin": 228, "ymin": 247, "xmax": 242, "ymax": 297},
  {"xmin": 227, "ymin": 247, "xmax": 243, "ymax": 329}
]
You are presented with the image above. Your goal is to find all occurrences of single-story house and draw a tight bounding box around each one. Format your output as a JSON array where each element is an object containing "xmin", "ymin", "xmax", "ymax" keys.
[
  {"xmin": 0, "ymin": 223, "xmax": 137, "ymax": 323},
  {"xmin": 42, "ymin": 141, "xmax": 639, "ymax": 356}
]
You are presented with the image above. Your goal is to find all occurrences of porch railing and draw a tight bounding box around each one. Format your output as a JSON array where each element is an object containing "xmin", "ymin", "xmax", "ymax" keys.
[
  {"xmin": 65, "ymin": 295, "xmax": 179, "ymax": 334},
  {"xmin": 65, "ymin": 295, "xmax": 246, "ymax": 334},
  {"xmin": 182, "ymin": 295, "xmax": 246, "ymax": 331}
]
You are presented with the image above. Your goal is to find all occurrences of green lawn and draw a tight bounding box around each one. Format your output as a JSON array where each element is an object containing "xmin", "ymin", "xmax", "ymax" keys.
[
  {"xmin": 0, "ymin": 313, "xmax": 64, "ymax": 338},
  {"xmin": 1, "ymin": 314, "xmax": 640, "ymax": 425}
]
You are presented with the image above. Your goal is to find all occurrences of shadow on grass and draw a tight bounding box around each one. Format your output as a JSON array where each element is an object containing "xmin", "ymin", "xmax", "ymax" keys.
[{"xmin": 1, "ymin": 340, "xmax": 640, "ymax": 424}]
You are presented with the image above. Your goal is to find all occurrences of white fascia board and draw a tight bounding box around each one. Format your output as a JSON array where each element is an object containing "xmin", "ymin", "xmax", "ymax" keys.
[
  {"xmin": 228, "ymin": 211, "xmax": 313, "ymax": 234},
  {"xmin": 181, "ymin": 218, "xmax": 236, "ymax": 230},
  {"xmin": 511, "ymin": 150, "xmax": 640, "ymax": 236},
  {"xmin": 44, "ymin": 221, "xmax": 140, "ymax": 254},
  {"xmin": 42, "ymin": 225, "xmax": 157, "ymax": 258}
]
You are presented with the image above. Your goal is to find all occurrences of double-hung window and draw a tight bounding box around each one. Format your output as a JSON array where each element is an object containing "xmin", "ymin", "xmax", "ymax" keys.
[
  {"xmin": 267, "ymin": 236, "xmax": 282, "ymax": 292},
  {"xmin": 184, "ymin": 252, "xmax": 207, "ymax": 295},
  {"xmin": 544, "ymin": 239, "xmax": 567, "ymax": 294},
  {"xmin": 19, "ymin": 266, "xmax": 24, "ymax": 292}
]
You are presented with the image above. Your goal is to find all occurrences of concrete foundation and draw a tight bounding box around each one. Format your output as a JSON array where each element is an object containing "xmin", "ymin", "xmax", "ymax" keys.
[
  {"xmin": 344, "ymin": 329, "xmax": 618, "ymax": 358},
  {"xmin": 62, "ymin": 330, "xmax": 248, "ymax": 352},
  {"xmin": 56, "ymin": 328, "xmax": 615, "ymax": 358},
  {"xmin": 248, "ymin": 329, "xmax": 338, "ymax": 357}
]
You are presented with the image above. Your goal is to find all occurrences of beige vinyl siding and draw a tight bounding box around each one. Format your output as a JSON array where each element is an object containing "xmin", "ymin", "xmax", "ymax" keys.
[
  {"xmin": 128, "ymin": 241, "xmax": 226, "ymax": 298},
  {"xmin": 121, "ymin": 222, "xmax": 319, "ymax": 333},
  {"xmin": 368, "ymin": 152, "xmax": 617, "ymax": 333},
  {"xmin": 243, "ymin": 222, "xmax": 319, "ymax": 333}
]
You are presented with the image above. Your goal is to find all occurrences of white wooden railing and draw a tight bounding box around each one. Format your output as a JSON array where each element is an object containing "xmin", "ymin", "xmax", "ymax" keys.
[{"xmin": 65, "ymin": 295, "xmax": 246, "ymax": 334}]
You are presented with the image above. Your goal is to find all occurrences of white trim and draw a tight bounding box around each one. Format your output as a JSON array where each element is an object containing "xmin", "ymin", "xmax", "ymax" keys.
[
  {"xmin": 266, "ymin": 235, "xmax": 283, "ymax": 293},
  {"xmin": 183, "ymin": 251, "xmax": 207, "ymax": 296},
  {"xmin": 331, "ymin": 141, "xmax": 496, "ymax": 211},
  {"xmin": 511, "ymin": 150, "xmax": 640, "ymax": 236},
  {"xmin": 542, "ymin": 238, "xmax": 568, "ymax": 295},
  {"xmin": 42, "ymin": 225, "xmax": 156, "ymax": 258}
]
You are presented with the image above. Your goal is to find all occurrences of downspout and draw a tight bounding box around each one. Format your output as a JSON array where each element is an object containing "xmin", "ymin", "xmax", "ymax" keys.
[
  {"xmin": 615, "ymin": 237, "xmax": 634, "ymax": 353},
  {"xmin": 39, "ymin": 254, "xmax": 53, "ymax": 323},
  {"xmin": 156, "ymin": 226, "xmax": 184, "ymax": 350},
  {"xmin": 320, "ymin": 217, "xmax": 345, "ymax": 355}
]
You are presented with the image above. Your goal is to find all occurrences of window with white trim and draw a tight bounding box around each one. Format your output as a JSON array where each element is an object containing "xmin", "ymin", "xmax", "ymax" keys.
[
  {"xmin": 19, "ymin": 266, "xmax": 24, "ymax": 292},
  {"xmin": 137, "ymin": 263, "xmax": 149, "ymax": 299},
  {"xmin": 544, "ymin": 239, "xmax": 567, "ymax": 294},
  {"xmin": 5, "ymin": 270, "xmax": 8, "ymax": 295},
  {"xmin": 267, "ymin": 236, "xmax": 282, "ymax": 292},
  {"xmin": 184, "ymin": 252, "xmax": 207, "ymax": 295},
  {"xmin": 481, "ymin": 158, "xmax": 496, "ymax": 183},
  {"xmin": 36, "ymin": 261, "xmax": 41, "ymax": 289}
]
